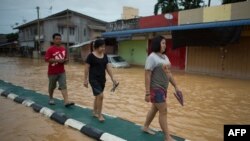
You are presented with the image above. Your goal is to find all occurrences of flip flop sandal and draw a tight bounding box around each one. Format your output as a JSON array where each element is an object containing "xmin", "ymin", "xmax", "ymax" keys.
[
  {"xmin": 48, "ymin": 99, "xmax": 55, "ymax": 105},
  {"xmin": 111, "ymin": 82, "xmax": 119, "ymax": 92},
  {"xmin": 174, "ymin": 91, "xmax": 184, "ymax": 106},
  {"xmin": 64, "ymin": 102, "xmax": 75, "ymax": 107}
]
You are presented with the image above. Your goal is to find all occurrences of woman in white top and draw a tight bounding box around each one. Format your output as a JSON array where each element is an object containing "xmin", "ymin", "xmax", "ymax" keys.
[{"xmin": 142, "ymin": 36, "xmax": 182, "ymax": 141}]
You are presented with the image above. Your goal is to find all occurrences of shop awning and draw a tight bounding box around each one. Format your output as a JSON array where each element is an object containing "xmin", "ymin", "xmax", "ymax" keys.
[
  {"xmin": 88, "ymin": 25, "xmax": 106, "ymax": 31},
  {"xmin": 0, "ymin": 42, "xmax": 13, "ymax": 47},
  {"xmin": 70, "ymin": 40, "xmax": 93, "ymax": 48},
  {"xmin": 0, "ymin": 42, "xmax": 17, "ymax": 48},
  {"xmin": 102, "ymin": 19, "xmax": 250, "ymax": 38},
  {"xmin": 172, "ymin": 26, "xmax": 242, "ymax": 48}
]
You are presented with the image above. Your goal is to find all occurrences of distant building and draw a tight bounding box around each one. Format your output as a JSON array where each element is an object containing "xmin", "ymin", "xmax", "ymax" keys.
[
  {"xmin": 0, "ymin": 41, "xmax": 18, "ymax": 57},
  {"xmin": 0, "ymin": 34, "xmax": 19, "ymax": 56},
  {"xmin": 103, "ymin": 1, "xmax": 250, "ymax": 79},
  {"xmin": 122, "ymin": 6, "xmax": 139, "ymax": 20},
  {"xmin": 0, "ymin": 34, "xmax": 7, "ymax": 43},
  {"xmin": 14, "ymin": 9, "xmax": 106, "ymax": 54}
]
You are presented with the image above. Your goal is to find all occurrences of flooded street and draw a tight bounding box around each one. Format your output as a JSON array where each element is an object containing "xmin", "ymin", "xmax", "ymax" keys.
[
  {"xmin": 0, "ymin": 97, "xmax": 94, "ymax": 141},
  {"xmin": 0, "ymin": 57, "xmax": 250, "ymax": 141}
]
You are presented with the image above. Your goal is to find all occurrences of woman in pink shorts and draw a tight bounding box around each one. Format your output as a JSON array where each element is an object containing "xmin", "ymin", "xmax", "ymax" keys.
[{"xmin": 142, "ymin": 36, "xmax": 182, "ymax": 141}]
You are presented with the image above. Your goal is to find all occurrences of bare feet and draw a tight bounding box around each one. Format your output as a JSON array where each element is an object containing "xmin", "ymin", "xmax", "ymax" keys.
[
  {"xmin": 98, "ymin": 115, "xmax": 105, "ymax": 122},
  {"xmin": 165, "ymin": 136, "xmax": 176, "ymax": 141},
  {"xmin": 142, "ymin": 127, "xmax": 156, "ymax": 135},
  {"xmin": 92, "ymin": 112, "xmax": 98, "ymax": 118}
]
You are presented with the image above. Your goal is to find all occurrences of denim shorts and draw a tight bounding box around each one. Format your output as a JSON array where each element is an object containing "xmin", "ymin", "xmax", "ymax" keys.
[{"xmin": 150, "ymin": 88, "xmax": 167, "ymax": 103}]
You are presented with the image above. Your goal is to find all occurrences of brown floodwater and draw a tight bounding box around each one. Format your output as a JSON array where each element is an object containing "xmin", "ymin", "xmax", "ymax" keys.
[
  {"xmin": 0, "ymin": 96, "xmax": 94, "ymax": 141},
  {"xmin": 0, "ymin": 57, "xmax": 249, "ymax": 141}
]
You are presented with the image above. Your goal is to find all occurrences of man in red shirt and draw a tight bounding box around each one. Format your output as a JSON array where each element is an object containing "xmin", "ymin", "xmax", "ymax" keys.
[{"xmin": 45, "ymin": 33, "xmax": 74, "ymax": 107}]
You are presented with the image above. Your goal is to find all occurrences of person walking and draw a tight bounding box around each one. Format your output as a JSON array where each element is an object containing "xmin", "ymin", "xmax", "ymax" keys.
[
  {"xmin": 142, "ymin": 35, "xmax": 182, "ymax": 141},
  {"xmin": 45, "ymin": 33, "xmax": 74, "ymax": 107},
  {"xmin": 84, "ymin": 39, "xmax": 118, "ymax": 122}
]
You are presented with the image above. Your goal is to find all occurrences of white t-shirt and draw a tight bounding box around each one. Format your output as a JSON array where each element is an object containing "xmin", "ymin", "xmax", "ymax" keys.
[
  {"xmin": 145, "ymin": 52, "xmax": 171, "ymax": 71},
  {"xmin": 145, "ymin": 52, "xmax": 171, "ymax": 90}
]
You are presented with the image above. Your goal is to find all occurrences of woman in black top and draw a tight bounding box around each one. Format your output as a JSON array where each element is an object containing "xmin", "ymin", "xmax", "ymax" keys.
[{"xmin": 84, "ymin": 39, "xmax": 118, "ymax": 122}]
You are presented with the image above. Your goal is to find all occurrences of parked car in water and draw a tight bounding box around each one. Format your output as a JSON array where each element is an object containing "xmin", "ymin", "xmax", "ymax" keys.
[{"xmin": 107, "ymin": 55, "xmax": 130, "ymax": 68}]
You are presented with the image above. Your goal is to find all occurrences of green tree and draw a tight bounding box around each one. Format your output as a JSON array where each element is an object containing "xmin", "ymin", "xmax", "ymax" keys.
[
  {"xmin": 6, "ymin": 33, "xmax": 18, "ymax": 42},
  {"xmin": 154, "ymin": 0, "xmax": 179, "ymax": 15},
  {"xmin": 222, "ymin": 0, "xmax": 246, "ymax": 4},
  {"xmin": 179, "ymin": 0, "xmax": 205, "ymax": 10}
]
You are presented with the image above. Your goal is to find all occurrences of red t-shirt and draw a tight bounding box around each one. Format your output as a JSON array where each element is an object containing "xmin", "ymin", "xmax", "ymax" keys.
[{"xmin": 45, "ymin": 45, "xmax": 67, "ymax": 75}]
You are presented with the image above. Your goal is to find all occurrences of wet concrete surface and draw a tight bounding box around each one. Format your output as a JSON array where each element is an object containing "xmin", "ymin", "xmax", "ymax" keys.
[{"xmin": 0, "ymin": 57, "xmax": 250, "ymax": 141}]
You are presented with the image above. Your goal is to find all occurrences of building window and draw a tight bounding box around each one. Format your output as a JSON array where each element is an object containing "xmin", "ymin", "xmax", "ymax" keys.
[
  {"xmin": 30, "ymin": 28, "xmax": 34, "ymax": 36},
  {"xmin": 27, "ymin": 29, "xmax": 30, "ymax": 38},
  {"xmin": 33, "ymin": 28, "xmax": 37, "ymax": 35},
  {"xmin": 84, "ymin": 28, "xmax": 86, "ymax": 36},
  {"xmin": 58, "ymin": 26, "xmax": 64, "ymax": 34},
  {"xmin": 69, "ymin": 27, "xmax": 75, "ymax": 35}
]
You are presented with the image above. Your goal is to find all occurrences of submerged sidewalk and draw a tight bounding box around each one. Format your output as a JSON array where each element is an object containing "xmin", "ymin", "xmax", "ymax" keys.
[{"xmin": 0, "ymin": 80, "xmax": 189, "ymax": 141}]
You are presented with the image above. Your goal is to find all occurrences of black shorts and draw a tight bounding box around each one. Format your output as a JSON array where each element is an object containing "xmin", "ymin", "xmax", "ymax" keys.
[{"xmin": 89, "ymin": 80, "xmax": 105, "ymax": 96}]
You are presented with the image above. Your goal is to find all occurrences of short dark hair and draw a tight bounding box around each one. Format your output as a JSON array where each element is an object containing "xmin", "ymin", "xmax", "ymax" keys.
[
  {"xmin": 93, "ymin": 39, "xmax": 105, "ymax": 49},
  {"xmin": 151, "ymin": 35, "xmax": 166, "ymax": 53},
  {"xmin": 52, "ymin": 33, "xmax": 61, "ymax": 39}
]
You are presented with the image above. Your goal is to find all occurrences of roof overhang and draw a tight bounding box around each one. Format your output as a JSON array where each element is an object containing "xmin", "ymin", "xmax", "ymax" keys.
[
  {"xmin": 102, "ymin": 19, "xmax": 250, "ymax": 38},
  {"xmin": 69, "ymin": 40, "xmax": 94, "ymax": 48}
]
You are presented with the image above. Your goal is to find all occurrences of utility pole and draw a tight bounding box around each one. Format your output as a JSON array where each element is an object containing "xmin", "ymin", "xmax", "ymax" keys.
[
  {"xmin": 36, "ymin": 6, "xmax": 40, "ymax": 58},
  {"xmin": 66, "ymin": 9, "xmax": 70, "ymax": 61},
  {"xmin": 208, "ymin": 0, "xmax": 211, "ymax": 7}
]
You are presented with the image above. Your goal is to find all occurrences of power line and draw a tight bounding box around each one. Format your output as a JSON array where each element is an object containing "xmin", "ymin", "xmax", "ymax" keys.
[{"xmin": 0, "ymin": 7, "xmax": 51, "ymax": 11}]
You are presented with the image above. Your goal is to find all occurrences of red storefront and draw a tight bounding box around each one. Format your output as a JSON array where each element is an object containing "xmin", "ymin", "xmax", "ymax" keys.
[
  {"xmin": 140, "ymin": 12, "xmax": 186, "ymax": 70},
  {"xmin": 139, "ymin": 12, "xmax": 178, "ymax": 28},
  {"xmin": 147, "ymin": 39, "xmax": 186, "ymax": 70}
]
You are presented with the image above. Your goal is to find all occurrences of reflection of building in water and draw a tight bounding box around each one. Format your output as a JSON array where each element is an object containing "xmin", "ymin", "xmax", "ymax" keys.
[{"xmin": 122, "ymin": 6, "xmax": 139, "ymax": 20}]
